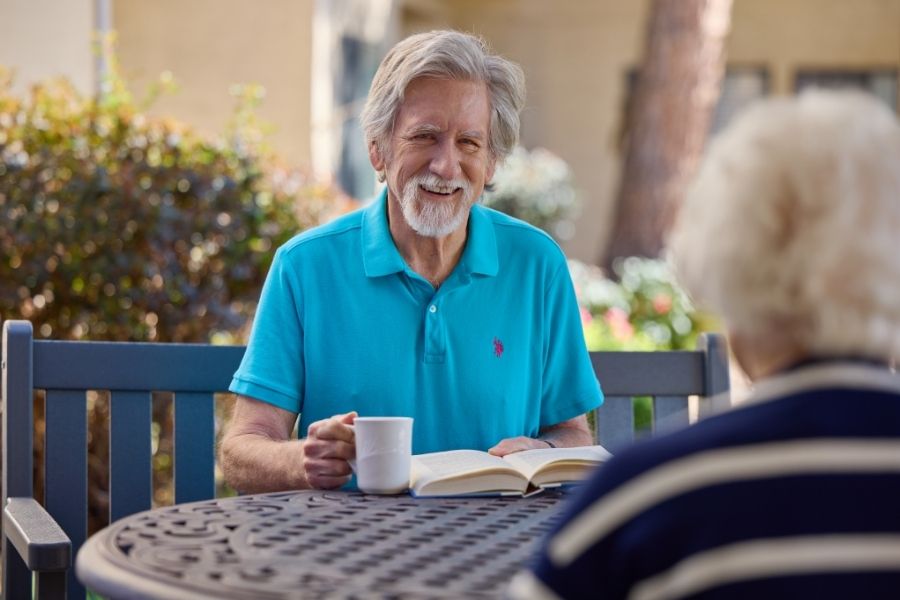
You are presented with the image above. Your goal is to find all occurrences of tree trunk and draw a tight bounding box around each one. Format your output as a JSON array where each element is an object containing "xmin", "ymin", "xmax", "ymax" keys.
[{"xmin": 603, "ymin": 0, "xmax": 732, "ymax": 272}]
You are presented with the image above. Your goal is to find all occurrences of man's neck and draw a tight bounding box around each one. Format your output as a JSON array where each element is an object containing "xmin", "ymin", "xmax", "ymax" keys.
[{"xmin": 387, "ymin": 196, "xmax": 468, "ymax": 289}]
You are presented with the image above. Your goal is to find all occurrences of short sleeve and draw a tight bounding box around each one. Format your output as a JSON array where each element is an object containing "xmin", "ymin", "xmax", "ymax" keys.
[
  {"xmin": 229, "ymin": 246, "xmax": 305, "ymax": 413},
  {"xmin": 540, "ymin": 262, "xmax": 604, "ymax": 426}
]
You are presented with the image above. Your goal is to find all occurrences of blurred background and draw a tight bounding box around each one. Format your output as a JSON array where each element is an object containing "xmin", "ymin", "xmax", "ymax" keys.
[
  {"xmin": 4, "ymin": 0, "xmax": 898, "ymax": 264},
  {"xmin": 1, "ymin": 0, "xmax": 898, "ymax": 521}
]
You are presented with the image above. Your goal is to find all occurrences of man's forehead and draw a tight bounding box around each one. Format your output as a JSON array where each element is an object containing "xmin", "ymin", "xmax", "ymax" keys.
[{"xmin": 396, "ymin": 78, "xmax": 491, "ymax": 133}]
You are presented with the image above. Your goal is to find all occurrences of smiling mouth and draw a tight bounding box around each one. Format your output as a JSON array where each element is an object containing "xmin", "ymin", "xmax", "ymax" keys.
[{"xmin": 419, "ymin": 185, "xmax": 460, "ymax": 197}]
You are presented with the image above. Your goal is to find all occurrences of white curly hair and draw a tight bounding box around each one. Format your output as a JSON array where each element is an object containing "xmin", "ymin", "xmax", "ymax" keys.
[{"xmin": 668, "ymin": 89, "xmax": 900, "ymax": 361}]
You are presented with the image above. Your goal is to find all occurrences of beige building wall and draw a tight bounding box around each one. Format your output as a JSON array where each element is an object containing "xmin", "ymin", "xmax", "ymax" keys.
[
  {"xmin": 0, "ymin": 0, "xmax": 96, "ymax": 95},
  {"xmin": 728, "ymin": 0, "xmax": 900, "ymax": 95},
  {"xmin": 113, "ymin": 0, "xmax": 314, "ymax": 168},
  {"xmin": 400, "ymin": 0, "xmax": 900, "ymax": 263}
]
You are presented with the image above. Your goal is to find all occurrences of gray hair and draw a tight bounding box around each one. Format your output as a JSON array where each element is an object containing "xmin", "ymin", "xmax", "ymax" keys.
[
  {"xmin": 360, "ymin": 30, "xmax": 525, "ymax": 167},
  {"xmin": 668, "ymin": 89, "xmax": 900, "ymax": 360}
]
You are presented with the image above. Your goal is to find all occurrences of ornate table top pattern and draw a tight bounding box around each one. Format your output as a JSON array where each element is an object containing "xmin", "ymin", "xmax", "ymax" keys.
[{"xmin": 76, "ymin": 490, "xmax": 568, "ymax": 599}]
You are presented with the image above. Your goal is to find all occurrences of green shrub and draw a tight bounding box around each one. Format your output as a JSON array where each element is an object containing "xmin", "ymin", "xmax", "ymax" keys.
[
  {"xmin": 0, "ymin": 61, "xmax": 344, "ymax": 526},
  {"xmin": 0, "ymin": 66, "xmax": 335, "ymax": 343},
  {"xmin": 570, "ymin": 256, "xmax": 716, "ymax": 352}
]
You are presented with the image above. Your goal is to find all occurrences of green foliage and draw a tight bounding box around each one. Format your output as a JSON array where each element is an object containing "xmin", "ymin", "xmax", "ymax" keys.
[
  {"xmin": 571, "ymin": 257, "xmax": 719, "ymax": 431},
  {"xmin": 0, "ymin": 65, "xmax": 335, "ymax": 343},
  {"xmin": 0, "ymin": 54, "xmax": 345, "ymax": 523},
  {"xmin": 482, "ymin": 146, "xmax": 579, "ymax": 242},
  {"xmin": 569, "ymin": 256, "xmax": 715, "ymax": 352}
]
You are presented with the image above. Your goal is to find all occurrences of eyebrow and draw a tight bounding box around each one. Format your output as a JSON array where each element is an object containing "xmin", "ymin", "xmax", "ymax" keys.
[
  {"xmin": 459, "ymin": 130, "xmax": 486, "ymax": 140},
  {"xmin": 402, "ymin": 124, "xmax": 487, "ymax": 139},
  {"xmin": 404, "ymin": 124, "xmax": 442, "ymax": 136}
]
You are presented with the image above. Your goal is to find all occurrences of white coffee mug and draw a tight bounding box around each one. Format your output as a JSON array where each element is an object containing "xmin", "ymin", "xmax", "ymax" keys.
[{"xmin": 350, "ymin": 417, "xmax": 413, "ymax": 495}]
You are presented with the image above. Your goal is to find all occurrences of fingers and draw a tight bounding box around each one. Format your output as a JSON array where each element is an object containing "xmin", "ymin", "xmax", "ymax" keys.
[
  {"xmin": 488, "ymin": 436, "xmax": 545, "ymax": 457},
  {"xmin": 303, "ymin": 456, "xmax": 353, "ymax": 489},
  {"xmin": 307, "ymin": 412, "xmax": 357, "ymax": 444},
  {"xmin": 303, "ymin": 412, "xmax": 358, "ymax": 489},
  {"xmin": 338, "ymin": 411, "xmax": 358, "ymax": 425}
]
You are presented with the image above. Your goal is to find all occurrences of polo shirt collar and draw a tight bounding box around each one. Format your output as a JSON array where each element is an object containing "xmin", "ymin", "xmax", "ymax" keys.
[
  {"xmin": 362, "ymin": 188, "xmax": 406, "ymax": 277},
  {"xmin": 459, "ymin": 202, "xmax": 499, "ymax": 277},
  {"xmin": 361, "ymin": 187, "xmax": 499, "ymax": 279}
]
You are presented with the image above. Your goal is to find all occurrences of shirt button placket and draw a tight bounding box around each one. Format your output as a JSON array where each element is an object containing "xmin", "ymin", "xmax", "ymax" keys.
[{"xmin": 424, "ymin": 302, "xmax": 444, "ymax": 363}]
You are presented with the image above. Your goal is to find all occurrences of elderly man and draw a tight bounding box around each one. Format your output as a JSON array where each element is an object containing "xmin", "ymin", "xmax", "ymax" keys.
[
  {"xmin": 511, "ymin": 90, "xmax": 900, "ymax": 599},
  {"xmin": 221, "ymin": 30, "xmax": 603, "ymax": 493}
]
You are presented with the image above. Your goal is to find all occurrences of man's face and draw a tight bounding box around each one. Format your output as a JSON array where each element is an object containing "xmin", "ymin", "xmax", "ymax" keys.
[{"xmin": 370, "ymin": 77, "xmax": 496, "ymax": 238}]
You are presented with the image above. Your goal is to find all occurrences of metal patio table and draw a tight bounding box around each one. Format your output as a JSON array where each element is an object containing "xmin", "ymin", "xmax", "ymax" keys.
[{"xmin": 75, "ymin": 489, "xmax": 568, "ymax": 599}]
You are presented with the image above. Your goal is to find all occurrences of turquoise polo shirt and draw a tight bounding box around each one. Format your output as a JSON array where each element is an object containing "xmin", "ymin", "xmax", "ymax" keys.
[{"xmin": 230, "ymin": 189, "xmax": 603, "ymax": 454}]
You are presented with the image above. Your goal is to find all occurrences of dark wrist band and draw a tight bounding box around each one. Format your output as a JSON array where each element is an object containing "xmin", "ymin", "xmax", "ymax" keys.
[{"xmin": 543, "ymin": 439, "xmax": 556, "ymax": 449}]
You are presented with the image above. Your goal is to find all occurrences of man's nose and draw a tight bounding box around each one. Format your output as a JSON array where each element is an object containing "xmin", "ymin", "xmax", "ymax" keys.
[{"xmin": 429, "ymin": 139, "xmax": 462, "ymax": 181}]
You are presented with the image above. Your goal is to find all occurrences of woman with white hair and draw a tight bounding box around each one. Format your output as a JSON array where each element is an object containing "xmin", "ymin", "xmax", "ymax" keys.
[{"xmin": 511, "ymin": 89, "xmax": 900, "ymax": 599}]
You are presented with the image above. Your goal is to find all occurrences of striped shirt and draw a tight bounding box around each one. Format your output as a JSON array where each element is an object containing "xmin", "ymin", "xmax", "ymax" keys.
[{"xmin": 510, "ymin": 361, "xmax": 900, "ymax": 599}]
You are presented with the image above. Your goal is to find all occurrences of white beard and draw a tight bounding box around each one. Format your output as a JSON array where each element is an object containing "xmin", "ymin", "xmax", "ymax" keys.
[{"xmin": 399, "ymin": 173, "xmax": 474, "ymax": 238}]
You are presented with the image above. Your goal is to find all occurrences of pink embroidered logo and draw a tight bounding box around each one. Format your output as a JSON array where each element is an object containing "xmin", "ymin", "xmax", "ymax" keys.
[{"xmin": 493, "ymin": 337, "xmax": 504, "ymax": 358}]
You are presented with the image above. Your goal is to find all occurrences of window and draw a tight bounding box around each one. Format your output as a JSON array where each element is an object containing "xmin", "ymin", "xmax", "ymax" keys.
[{"xmin": 794, "ymin": 69, "xmax": 898, "ymax": 112}]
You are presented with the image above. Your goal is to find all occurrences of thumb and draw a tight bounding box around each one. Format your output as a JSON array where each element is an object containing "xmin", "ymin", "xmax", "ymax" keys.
[{"xmin": 338, "ymin": 411, "xmax": 358, "ymax": 425}]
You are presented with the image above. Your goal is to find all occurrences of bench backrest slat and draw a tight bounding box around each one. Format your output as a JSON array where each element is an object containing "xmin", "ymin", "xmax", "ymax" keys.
[
  {"xmin": 589, "ymin": 351, "xmax": 705, "ymax": 396},
  {"xmin": 174, "ymin": 391, "xmax": 217, "ymax": 504},
  {"xmin": 44, "ymin": 389, "xmax": 88, "ymax": 599},
  {"xmin": 32, "ymin": 340, "xmax": 246, "ymax": 391},
  {"xmin": 652, "ymin": 395, "xmax": 691, "ymax": 435},
  {"xmin": 109, "ymin": 391, "xmax": 153, "ymax": 523},
  {"xmin": 594, "ymin": 395, "xmax": 636, "ymax": 452}
]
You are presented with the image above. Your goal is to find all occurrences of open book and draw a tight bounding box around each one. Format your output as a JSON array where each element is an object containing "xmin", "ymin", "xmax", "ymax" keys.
[{"xmin": 409, "ymin": 445, "xmax": 612, "ymax": 497}]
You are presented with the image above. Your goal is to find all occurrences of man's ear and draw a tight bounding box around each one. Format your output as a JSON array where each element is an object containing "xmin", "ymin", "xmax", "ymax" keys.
[
  {"xmin": 369, "ymin": 140, "xmax": 385, "ymax": 172},
  {"xmin": 485, "ymin": 157, "xmax": 497, "ymax": 184}
]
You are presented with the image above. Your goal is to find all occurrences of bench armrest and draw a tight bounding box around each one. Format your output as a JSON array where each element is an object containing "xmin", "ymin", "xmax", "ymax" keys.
[{"xmin": 3, "ymin": 497, "xmax": 72, "ymax": 571}]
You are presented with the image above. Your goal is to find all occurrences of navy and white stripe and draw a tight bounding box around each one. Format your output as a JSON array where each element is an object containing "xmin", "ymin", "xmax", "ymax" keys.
[{"xmin": 510, "ymin": 362, "xmax": 900, "ymax": 599}]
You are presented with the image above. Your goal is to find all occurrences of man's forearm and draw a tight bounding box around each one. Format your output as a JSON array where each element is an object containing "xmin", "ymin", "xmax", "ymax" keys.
[
  {"xmin": 539, "ymin": 415, "xmax": 593, "ymax": 448},
  {"xmin": 220, "ymin": 433, "xmax": 310, "ymax": 494}
]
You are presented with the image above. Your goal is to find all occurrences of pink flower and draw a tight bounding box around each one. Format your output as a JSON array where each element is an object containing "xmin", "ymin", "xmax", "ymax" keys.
[
  {"xmin": 604, "ymin": 307, "xmax": 634, "ymax": 341},
  {"xmin": 652, "ymin": 293, "xmax": 672, "ymax": 315},
  {"xmin": 579, "ymin": 306, "xmax": 593, "ymax": 326}
]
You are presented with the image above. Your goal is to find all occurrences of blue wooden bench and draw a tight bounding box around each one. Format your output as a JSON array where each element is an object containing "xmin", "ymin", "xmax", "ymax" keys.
[
  {"xmin": 1, "ymin": 319, "xmax": 728, "ymax": 599},
  {"xmin": 591, "ymin": 333, "xmax": 731, "ymax": 452}
]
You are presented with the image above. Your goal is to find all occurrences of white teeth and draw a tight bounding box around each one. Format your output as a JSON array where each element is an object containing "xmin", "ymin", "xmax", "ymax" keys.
[
  {"xmin": 421, "ymin": 185, "xmax": 456, "ymax": 194},
  {"xmin": 413, "ymin": 174, "xmax": 470, "ymax": 197}
]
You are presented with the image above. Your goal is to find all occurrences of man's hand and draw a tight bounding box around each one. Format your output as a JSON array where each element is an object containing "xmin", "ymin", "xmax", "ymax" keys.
[
  {"xmin": 302, "ymin": 412, "xmax": 358, "ymax": 489},
  {"xmin": 487, "ymin": 414, "xmax": 593, "ymax": 457},
  {"xmin": 488, "ymin": 436, "xmax": 552, "ymax": 457},
  {"xmin": 221, "ymin": 396, "xmax": 361, "ymax": 493}
]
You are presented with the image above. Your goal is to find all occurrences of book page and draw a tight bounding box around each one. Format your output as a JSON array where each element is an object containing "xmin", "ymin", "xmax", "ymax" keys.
[
  {"xmin": 411, "ymin": 450, "xmax": 515, "ymax": 482},
  {"xmin": 410, "ymin": 450, "xmax": 528, "ymax": 497},
  {"xmin": 502, "ymin": 445, "xmax": 612, "ymax": 481}
]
